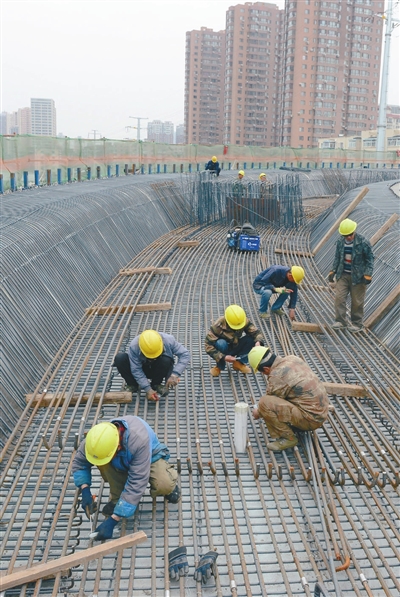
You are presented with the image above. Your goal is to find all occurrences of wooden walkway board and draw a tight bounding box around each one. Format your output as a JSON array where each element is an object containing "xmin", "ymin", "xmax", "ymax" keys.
[
  {"xmin": 364, "ymin": 284, "xmax": 400, "ymax": 329},
  {"xmin": 177, "ymin": 240, "xmax": 200, "ymax": 247},
  {"xmin": 291, "ymin": 322, "xmax": 323, "ymax": 333},
  {"xmin": 86, "ymin": 302, "xmax": 172, "ymax": 316},
  {"xmin": 322, "ymin": 382, "xmax": 369, "ymax": 398},
  {"xmin": 119, "ymin": 267, "xmax": 172, "ymax": 275},
  {"xmin": 26, "ymin": 391, "xmax": 132, "ymax": 408},
  {"xmin": 275, "ymin": 248, "xmax": 314, "ymax": 257},
  {"xmin": 0, "ymin": 532, "xmax": 147, "ymax": 591},
  {"xmin": 369, "ymin": 213, "xmax": 399, "ymax": 247}
]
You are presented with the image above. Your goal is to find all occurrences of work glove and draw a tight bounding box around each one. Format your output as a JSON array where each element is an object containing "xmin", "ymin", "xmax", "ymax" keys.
[
  {"xmin": 146, "ymin": 388, "xmax": 159, "ymax": 402},
  {"xmin": 81, "ymin": 486, "xmax": 96, "ymax": 516},
  {"xmin": 194, "ymin": 551, "xmax": 218, "ymax": 584},
  {"xmin": 328, "ymin": 272, "xmax": 335, "ymax": 283},
  {"xmin": 274, "ymin": 287, "xmax": 287, "ymax": 294},
  {"xmin": 363, "ymin": 276, "xmax": 372, "ymax": 285},
  {"xmin": 168, "ymin": 546, "xmax": 189, "ymax": 581},
  {"xmin": 91, "ymin": 517, "xmax": 118, "ymax": 541},
  {"xmin": 166, "ymin": 374, "xmax": 180, "ymax": 390}
]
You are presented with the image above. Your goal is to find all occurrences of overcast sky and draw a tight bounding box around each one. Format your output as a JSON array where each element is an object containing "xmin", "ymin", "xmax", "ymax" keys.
[{"xmin": 2, "ymin": 0, "xmax": 399, "ymax": 140}]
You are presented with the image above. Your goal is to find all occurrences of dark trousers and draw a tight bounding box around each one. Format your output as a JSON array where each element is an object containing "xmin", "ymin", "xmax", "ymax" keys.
[
  {"xmin": 113, "ymin": 352, "xmax": 174, "ymax": 389},
  {"xmin": 215, "ymin": 335, "xmax": 256, "ymax": 370}
]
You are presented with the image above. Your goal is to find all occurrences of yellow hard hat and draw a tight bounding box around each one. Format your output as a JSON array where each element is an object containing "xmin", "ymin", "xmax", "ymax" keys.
[
  {"xmin": 225, "ymin": 304, "xmax": 246, "ymax": 329},
  {"xmin": 238, "ymin": 170, "xmax": 245, "ymax": 176},
  {"xmin": 139, "ymin": 330, "xmax": 163, "ymax": 359},
  {"xmin": 248, "ymin": 346, "xmax": 270, "ymax": 372},
  {"xmin": 291, "ymin": 265, "xmax": 305, "ymax": 284},
  {"xmin": 212, "ymin": 156, "xmax": 217, "ymax": 163},
  {"xmin": 339, "ymin": 218, "xmax": 357, "ymax": 236},
  {"xmin": 85, "ymin": 422, "xmax": 119, "ymax": 466},
  {"xmin": 259, "ymin": 173, "xmax": 266, "ymax": 179}
]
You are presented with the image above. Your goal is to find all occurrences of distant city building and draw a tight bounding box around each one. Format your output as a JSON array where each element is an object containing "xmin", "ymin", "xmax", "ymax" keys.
[
  {"xmin": 318, "ymin": 128, "xmax": 400, "ymax": 151},
  {"xmin": 175, "ymin": 124, "xmax": 185, "ymax": 144},
  {"xmin": 18, "ymin": 107, "xmax": 32, "ymax": 134},
  {"xmin": 184, "ymin": 0, "xmax": 385, "ymax": 149},
  {"xmin": 185, "ymin": 27, "xmax": 225, "ymax": 145},
  {"xmin": 386, "ymin": 104, "xmax": 400, "ymax": 129},
  {"xmin": 31, "ymin": 98, "xmax": 56, "ymax": 136},
  {"xmin": 1, "ymin": 107, "xmax": 31, "ymax": 134},
  {"xmin": 146, "ymin": 120, "xmax": 174, "ymax": 144}
]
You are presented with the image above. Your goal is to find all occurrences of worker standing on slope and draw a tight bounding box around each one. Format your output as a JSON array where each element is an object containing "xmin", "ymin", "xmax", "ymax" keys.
[
  {"xmin": 205, "ymin": 156, "xmax": 221, "ymax": 176},
  {"xmin": 248, "ymin": 346, "xmax": 329, "ymax": 451},
  {"xmin": 73, "ymin": 416, "xmax": 180, "ymax": 541},
  {"xmin": 328, "ymin": 218, "xmax": 374, "ymax": 333},
  {"xmin": 113, "ymin": 330, "xmax": 190, "ymax": 401},
  {"xmin": 253, "ymin": 264, "xmax": 305, "ymax": 320},
  {"xmin": 205, "ymin": 304, "xmax": 265, "ymax": 377}
]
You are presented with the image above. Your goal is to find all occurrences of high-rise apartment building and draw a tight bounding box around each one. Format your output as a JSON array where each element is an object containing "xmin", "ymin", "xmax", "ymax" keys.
[
  {"xmin": 185, "ymin": 27, "xmax": 225, "ymax": 145},
  {"xmin": 279, "ymin": 0, "xmax": 384, "ymax": 147},
  {"xmin": 223, "ymin": 2, "xmax": 282, "ymax": 147},
  {"xmin": 31, "ymin": 98, "xmax": 56, "ymax": 136},
  {"xmin": 147, "ymin": 120, "xmax": 174, "ymax": 143}
]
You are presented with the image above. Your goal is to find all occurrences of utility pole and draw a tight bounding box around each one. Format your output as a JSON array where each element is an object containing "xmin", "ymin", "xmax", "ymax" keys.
[
  {"xmin": 376, "ymin": 0, "xmax": 400, "ymax": 152},
  {"xmin": 129, "ymin": 116, "xmax": 148, "ymax": 142},
  {"xmin": 88, "ymin": 129, "xmax": 101, "ymax": 139}
]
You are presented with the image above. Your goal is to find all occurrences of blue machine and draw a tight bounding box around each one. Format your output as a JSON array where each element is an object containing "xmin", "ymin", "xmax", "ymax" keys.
[{"xmin": 227, "ymin": 221, "xmax": 260, "ymax": 252}]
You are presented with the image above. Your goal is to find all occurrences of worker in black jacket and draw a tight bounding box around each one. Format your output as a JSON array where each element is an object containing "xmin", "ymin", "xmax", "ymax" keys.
[{"xmin": 205, "ymin": 156, "xmax": 221, "ymax": 176}]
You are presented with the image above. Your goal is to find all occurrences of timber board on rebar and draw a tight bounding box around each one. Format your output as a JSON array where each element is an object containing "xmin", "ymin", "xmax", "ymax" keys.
[{"xmin": 1, "ymin": 223, "xmax": 400, "ymax": 597}]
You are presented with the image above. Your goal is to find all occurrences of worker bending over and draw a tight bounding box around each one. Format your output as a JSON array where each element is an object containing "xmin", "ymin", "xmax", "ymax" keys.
[
  {"xmin": 205, "ymin": 304, "xmax": 265, "ymax": 377},
  {"xmin": 249, "ymin": 346, "xmax": 329, "ymax": 451},
  {"xmin": 73, "ymin": 416, "xmax": 180, "ymax": 541},
  {"xmin": 113, "ymin": 330, "xmax": 190, "ymax": 401},
  {"xmin": 253, "ymin": 264, "xmax": 305, "ymax": 320},
  {"xmin": 205, "ymin": 156, "xmax": 221, "ymax": 176}
]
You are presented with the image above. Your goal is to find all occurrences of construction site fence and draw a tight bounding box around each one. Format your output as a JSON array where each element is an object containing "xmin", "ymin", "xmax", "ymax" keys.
[{"xmin": 1, "ymin": 134, "xmax": 400, "ymax": 192}]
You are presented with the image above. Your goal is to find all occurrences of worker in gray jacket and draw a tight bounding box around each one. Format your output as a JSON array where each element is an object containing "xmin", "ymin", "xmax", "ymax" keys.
[
  {"xmin": 113, "ymin": 329, "xmax": 190, "ymax": 401},
  {"xmin": 72, "ymin": 416, "xmax": 180, "ymax": 541}
]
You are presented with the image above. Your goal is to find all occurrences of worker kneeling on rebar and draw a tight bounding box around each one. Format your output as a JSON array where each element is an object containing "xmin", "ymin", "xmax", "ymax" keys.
[
  {"xmin": 248, "ymin": 346, "xmax": 329, "ymax": 452},
  {"xmin": 73, "ymin": 416, "xmax": 180, "ymax": 541},
  {"xmin": 205, "ymin": 304, "xmax": 265, "ymax": 377},
  {"xmin": 253, "ymin": 264, "xmax": 305, "ymax": 320},
  {"xmin": 113, "ymin": 329, "xmax": 190, "ymax": 401}
]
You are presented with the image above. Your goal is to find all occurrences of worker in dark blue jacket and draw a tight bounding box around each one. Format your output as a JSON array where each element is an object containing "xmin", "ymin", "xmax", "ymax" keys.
[
  {"xmin": 253, "ymin": 265, "xmax": 305, "ymax": 320},
  {"xmin": 205, "ymin": 156, "xmax": 221, "ymax": 176}
]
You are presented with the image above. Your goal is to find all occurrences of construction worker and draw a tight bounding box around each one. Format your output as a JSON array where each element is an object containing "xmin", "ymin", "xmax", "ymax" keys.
[
  {"xmin": 237, "ymin": 170, "xmax": 245, "ymax": 181},
  {"xmin": 329, "ymin": 218, "xmax": 374, "ymax": 333},
  {"xmin": 72, "ymin": 416, "xmax": 180, "ymax": 541},
  {"xmin": 113, "ymin": 330, "xmax": 190, "ymax": 401},
  {"xmin": 205, "ymin": 304, "xmax": 265, "ymax": 377},
  {"xmin": 205, "ymin": 156, "xmax": 221, "ymax": 176},
  {"xmin": 259, "ymin": 172, "xmax": 278, "ymax": 221},
  {"xmin": 248, "ymin": 346, "xmax": 329, "ymax": 451},
  {"xmin": 259, "ymin": 172, "xmax": 269, "ymax": 183},
  {"xmin": 253, "ymin": 265, "xmax": 305, "ymax": 320}
]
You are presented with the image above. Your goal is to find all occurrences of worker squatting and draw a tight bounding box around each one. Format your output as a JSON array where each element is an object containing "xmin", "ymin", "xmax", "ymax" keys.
[{"xmin": 72, "ymin": 216, "xmax": 373, "ymax": 582}]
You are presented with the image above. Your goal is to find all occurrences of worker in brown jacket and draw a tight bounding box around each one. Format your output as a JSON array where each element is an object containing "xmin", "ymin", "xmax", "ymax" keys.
[
  {"xmin": 248, "ymin": 346, "xmax": 329, "ymax": 451},
  {"xmin": 205, "ymin": 304, "xmax": 265, "ymax": 377}
]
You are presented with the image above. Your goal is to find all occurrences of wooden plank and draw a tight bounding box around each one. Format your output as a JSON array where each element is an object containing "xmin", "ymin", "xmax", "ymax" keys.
[
  {"xmin": 119, "ymin": 267, "xmax": 172, "ymax": 275},
  {"xmin": 0, "ymin": 531, "xmax": 147, "ymax": 591},
  {"xmin": 26, "ymin": 391, "xmax": 132, "ymax": 408},
  {"xmin": 322, "ymin": 382, "xmax": 369, "ymax": 398},
  {"xmin": 177, "ymin": 240, "xmax": 200, "ymax": 247},
  {"xmin": 275, "ymin": 248, "xmax": 314, "ymax": 257},
  {"xmin": 291, "ymin": 322, "xmax": 323, "ymax": 333},
  {"xmin": 369, "ymin": 213, "xmax": 399, "ymax": 246},
  {"xmin": 312, "ymin": 186, "xmax": 369, "ymax": 255},
  {"xmin": 86, "ymin": 302, "xmax": 172, "ymax": 316},
  {"xmin": 364, "ymin": 284, "xmax": 400, "ymax": 329}
]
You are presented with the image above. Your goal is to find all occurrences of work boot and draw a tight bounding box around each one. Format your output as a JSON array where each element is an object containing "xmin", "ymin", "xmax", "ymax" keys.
[
  {"xmin": 165, "ymin": 484, "xmax": 181, "ymax": 504},
  {"xmin": 153, "ymin": 384, "xmax": 169, "ymax": 397},
  {"xmin": 125, "ymin": 383, "xmax": 138, "ymax": 393},
  {"xmin": 233, "ymin": 361, "xmax": 251, "ymax": 374},
  {"xmin": 267, "ymin": 436, "xmax": 298, "ymax": 451},
  {"xmin": 210, "ymin": 366, "xmax": 221, "ymax": 377},
  {"xmin": 332, "ymin": 321, "xmax": 346, "ymax": 329},
  {"xmin": 272, "ymin": 309, "xmax": 285, "ymax": 316},
  {"xmin": 259, "ymin": 312, "xmax": 270, "ymax": 319},
  {"xmin": 348, "ymin": 324, "xmax": 363, "ymax": 333},
  {"xmin": 101, "ymin": 501, "xmax": 116, "ymax": 516}
]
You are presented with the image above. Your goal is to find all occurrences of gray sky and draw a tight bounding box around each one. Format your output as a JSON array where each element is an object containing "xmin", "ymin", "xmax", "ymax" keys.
[{"xmin": 2, "ymin": 0, "xmax": 399, "ymax": 139}]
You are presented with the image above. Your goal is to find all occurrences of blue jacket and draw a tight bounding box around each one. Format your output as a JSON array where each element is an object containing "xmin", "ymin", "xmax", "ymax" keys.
[
  {"xmin": 72, "ymin": 416, "xmax": 169, "ymax": 518},
  {"xmin": 129, "ymin": 333, "xmax": 190, "ymax": 393},
  {"xmin": 253, "ymin": 265, "xmax": 298, "ymax": 309},
  {"xmin": 331, "ymin": 232, "xmax": 374, "ymax": 285},
  {"xmin": 205, "ymin": 160, "xmax": 220, "ymax": 171}
]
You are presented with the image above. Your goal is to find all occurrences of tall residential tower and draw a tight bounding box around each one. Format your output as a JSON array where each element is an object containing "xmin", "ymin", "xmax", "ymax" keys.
[{"xmin": 31, "ymin": 98, "xmax": 57, "ymax": 136}]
